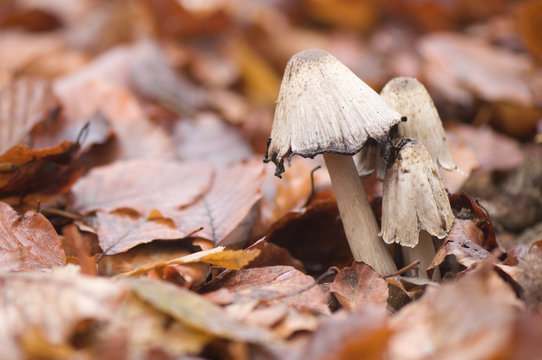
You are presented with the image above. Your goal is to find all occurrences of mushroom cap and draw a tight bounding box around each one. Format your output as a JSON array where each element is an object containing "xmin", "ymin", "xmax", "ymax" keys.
[
  {"xmin": 380, "ymin": 77, "xmax": 457, "ymax": 172},
  {"xmin": 380, "ymin": 138, "xmax": 455, "ymax": 247},
  {"xmin": 265, "ymin": 49, "xmax": 402, "ymax": 176}
]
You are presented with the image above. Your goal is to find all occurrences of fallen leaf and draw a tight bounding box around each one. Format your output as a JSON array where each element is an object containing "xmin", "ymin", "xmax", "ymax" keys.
[
  {"xmin": 91, "ymin": 210, "xmax": 187, "ymax": 255},
  {"xmin": 62, "ymin": 224, "xmax": 97, "ymax": 276},
  {"xmin": 112, "ymin": 246, "xmax": 223, "ymax": 278},
  {"xmin": 103, "ymin": 293, "xmax": 213, "ymax": 358},
  {"xmin": 389, "ymin": 262, "xmax": 522, "ymax": 360},
  {"xmin": 517, "ymin": 0, "xmax": 542, "ymax": 62},
  {"xmin": 446, "ymin": 124, "xmax": 523, "ymax": 172},
  {"xmin": 200, "ymin": 248, "xmax": 261, "ymax": 270},
  {"xmin": 245, "ymin": 238, "xmax": 305, "ymax": 271},
  {"xmin": 419, "ymin": 33, "xmax": 540, "ymax": 106},
  {"xmin": 126, "ymin": 277, "xmax": 277, "ymax": 344},
  {"xmin": 0, "ymin": 31, "xmax": 66, "ymax": 87},
  {"xmin": 165, "ymin": 160, "xmax": 265, "ymax": 246},
  {"xmin": 70, "ymin": 159, "xmax": 214, "ymax": 216},
  {"xmin": 173, "ymin": 112, "xmax": 253, "ymax": 169},
  {"xmin": 55, "ymin": 78, "xmax": 178, "ymax": 161},
  {"xmin": 428, "ymin": 219, "xmax": 492, "ymax": 279},
  {"xmin": 130, "ymin": 39, "xmax": 206, "ymax": 115},
  {"xmin": 290, "ymin": 307, "xmax": 390, "ymax": 360},
  {"xmin": 0, "ymin": 201, "xmax": 65, "ymax": 272},
  {"xmin": 231, "ymin": 38, "xmax": 281, "ymax": 105},
  {"xmin": 0, "ymin": 269, "xmax": 127, "ymax": 359},
  {"xmin": 330, "ymin": 261, "xmax": 389, "ymax": 312},
  {"xmin": 204, "ymin": 265, "xmax": 330, "ymax": 315},
  {"xmin": 0, "ymin": 77, "xmax": 59, "ymax": 154}
]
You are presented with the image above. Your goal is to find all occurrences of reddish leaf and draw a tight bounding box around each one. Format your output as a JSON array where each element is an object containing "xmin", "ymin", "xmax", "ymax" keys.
[
  {"xmin": 91, "ymin": 210, "xmax": 187, "ymax": 255},
  {"xmin": 290, "ymin": 307, "xmax": 390, "ymax": 360},
  {"xmin": 446, "ymin": 124, "xmax": 523, "ymax": 172},
  {"xmin": 450, "ymin": 192, "xmax": 497, "ymax": 249},
  {"xmin": 428, "ymin": 219, "xmax": 492, "ymax": 278},
  {"xmin": 245, "ymin": 238, "xmax": 304, "ymax": 272},
  {"xmin": 204, "ymin": 266, "xmax": 330, "ymax": 315},
  {"xmin": 330, "ymin": 262, "xmax": 389, "ymax": 312},
  {"xmin": 517, "ymin": 0, "xmax": 542, "ymax": 62},
  {"xmin": 0, "ymin": 201, "xmax": 65, "ymax": 271},
  {"xmin": 389, "ymin": 262, "xmax": 522, "ymax": 359},
  {"xmin": 419, "ymin": 33, "xmax": 540, "ymax": 106},
  {"xmin": 70, "ymin": 159, "xmax": 213, "ymax": 216},
  {"xmin": 0, "ymin": 77, "xmax": 58, "ymax": 154},
  {"xmin": 54, "ymin": 78, "xmax": 178, "ymax": 161},
  {"xmin": 165, "ymin": 160, "xmax": 264, "ymax": 246}
]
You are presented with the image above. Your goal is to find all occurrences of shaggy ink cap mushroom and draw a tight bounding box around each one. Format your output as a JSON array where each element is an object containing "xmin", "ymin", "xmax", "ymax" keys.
[
  {"xmin": 381, "ymin": 138, "xmax": 455, "ymax": 278},
  {"xmin": 380, "ymin": 77, "xmax": 457, "ymax": 172},
  {"xmin": 264, "ymin": 49, "xmax": 402, "ymax": 275}
]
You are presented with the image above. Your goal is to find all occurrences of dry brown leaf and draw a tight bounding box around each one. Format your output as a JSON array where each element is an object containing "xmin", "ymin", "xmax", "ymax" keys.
[
  {"xmin": 231, "ymin": 39, "xmax": 281, "ymax": 105},
  {"xmin": 0, "ymin": 201, "xmax": 65, "ymax": 272},
  {"xmin": 389, "ymin": 262, "xmax": 522, "ymax": 360},
  {"xmin": 0, "ymin": 31, "xmax": 66, "ymax": 87},
  {"xmin": 70, "ymin": 159, "xmax": 213, "ymax": 216},
  {"xmin": 29, "ymin": 111, "xmax": 113, "ymax": 154},
  {"xmin": 54, "ymin": 78, "xmax": 178, "ymax": 161},
  {"xmin": 200, "ymin": 249, "xmax": 261, "ymax": 270},
  {"xmin": 130, "ymin": 39, "xmax": 206, "ymax": 115},
  {"xmin": 0, "ymin": 77, "xmax": 58, "ymax": 154},
  {"xmin": 330, "ymin": 261, "xmax": 389, "ymax": 312},
  {"xmin": 165, "ymin": 160, "xmax": 265, "ymax": 246},
  {"xmin": 103, "ymin": 293, "xmax": 213, "ymax": 358},
  {"xmin": 98, "ymin": 241, "xmax": 194, "ymax": 277},
  {"xmin": 428, "ymin": 219, "xmax": 491, "ymax": 278},
  {"xmin": 173, "ymin": 112, "xmax": 253, "ymax": 169},
  {"xmin": 91, "ymin": 210, "xmax": 187, "ymax": 255},
  {"xmin": 517, "ymin": 0, "xmax": 542, "ymax": 62},
  {"xmin": 126, "ymin": 277, "xmax": 277, "ymax": 344},
  {"xmin": 419, "ymin": 33, "xmax": 540, "ymax": 106},
  {"xmin": 61, "ymin": 224, "xmax": 97, "ymax": 276},
  {"xmin": 204, "ymin": 265, "xmax": 330, "ymax": 315},
  {"xmin": 112, "ymin": 246, "xmax": 223, "ymax": 278},
  {"xmin": 0, "ymin": 269, "xmax": 127, "ymax": 359},
  {"xmin": 446, "ymin": 124, "xmax": 523, "ymax": 172},
  {"xmin": 290, "ymin": 307, "xmax": 390, "ymax": 360},
  {"xmin": 245, "ymin": 238, "xmax": 304, "ymax": 271}
]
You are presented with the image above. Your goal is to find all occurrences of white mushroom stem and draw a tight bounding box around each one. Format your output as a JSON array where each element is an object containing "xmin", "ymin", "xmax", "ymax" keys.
[
  {"xmin": 323, "ymin": 153, "xmax": 397, "ymax": 275},
  {"xmin": 401, "ymin": 230, "xmax": 441, "ymax": 280}
]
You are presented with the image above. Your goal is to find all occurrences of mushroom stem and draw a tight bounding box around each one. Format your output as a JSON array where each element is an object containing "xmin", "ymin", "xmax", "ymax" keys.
[
  {"xmin": 401, "ymin": 230, "xmax": 441, "ymax": 280},
  {"xmin": 323, "ymin": 153, "xmax": 397, "ymax": 275}
]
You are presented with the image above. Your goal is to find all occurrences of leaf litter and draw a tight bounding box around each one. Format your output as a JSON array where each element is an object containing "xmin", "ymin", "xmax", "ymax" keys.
[{"xmin": 1, "ymin": 1, "xmax": 542, "ymax": 359}]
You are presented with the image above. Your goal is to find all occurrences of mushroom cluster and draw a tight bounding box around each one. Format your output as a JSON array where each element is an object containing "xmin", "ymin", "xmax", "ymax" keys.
[{"xmin": 265, "ymin": 50, "xmax": 456, "ymax": 278}]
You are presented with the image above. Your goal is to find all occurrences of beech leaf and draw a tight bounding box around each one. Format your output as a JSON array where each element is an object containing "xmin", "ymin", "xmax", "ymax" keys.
[
  {"xmin": 0, "ymin": 201, "xmax": 65, "ymax": 272},
  {"xmin": 0, "ymin": 77, "xmax": 58, "ymax": 154},
  {"xmin": 165, "ymin": 160, "xmax": 264, "ymax": 245},
  {"xmin": 71, "ymin": 159, "xmax": 214, "ymax": 216},
  {"xmin": 126, "ymin": 278, "xmax": 277, "ymax": 344}
]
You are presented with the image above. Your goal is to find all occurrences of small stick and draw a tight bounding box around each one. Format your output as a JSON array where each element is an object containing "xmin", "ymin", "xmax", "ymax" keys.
[{"xmin": 382, "ymin": 260, "xmax": 421, "ymax": 279}]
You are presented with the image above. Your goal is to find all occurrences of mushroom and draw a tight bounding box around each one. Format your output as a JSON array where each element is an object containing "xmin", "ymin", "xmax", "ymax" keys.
[
  {"xmin": 380, "ymin": 76, "xmax": 457, "ymax": 172},
  {"xmin": 264, "ymin": 49, "xmax": 401, "ymax": 274},
  {"xmin": 355, "ymin": 77, "xmax": 460, "ymax": 179},
  {"xmin": 380, "ymin": 138, "xmax": 455, "ymax": 279}
]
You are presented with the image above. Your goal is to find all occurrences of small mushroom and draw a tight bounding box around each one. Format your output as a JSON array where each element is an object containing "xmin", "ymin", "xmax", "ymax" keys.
[
  {"xmin": 380, "ymin": 76, "xmax": 457, "ymax": 171},
  {"xmin": 380, "ymin": 138, "xmax": 455, "ymax": 279},
  {"xmin": 265, "ymin": 49, "xmax": 401, "ymax": 274}
]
